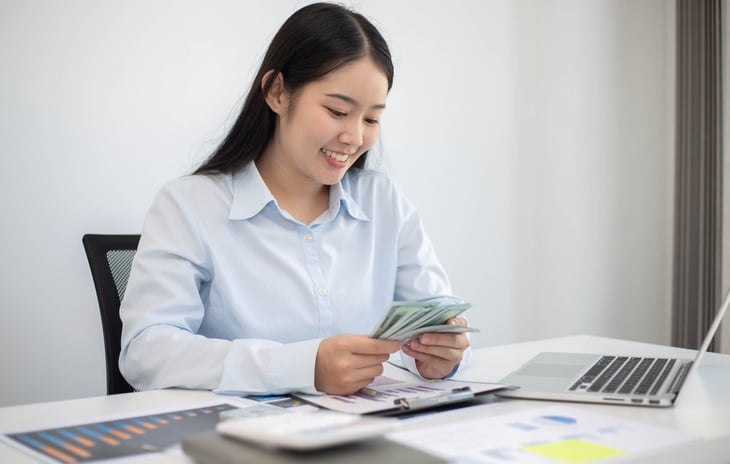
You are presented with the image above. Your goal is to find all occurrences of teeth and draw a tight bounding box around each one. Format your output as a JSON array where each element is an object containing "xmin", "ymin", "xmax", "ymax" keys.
[{"xmin": 322, "ymin": 148, "xmax": 350, "ymax": 162}]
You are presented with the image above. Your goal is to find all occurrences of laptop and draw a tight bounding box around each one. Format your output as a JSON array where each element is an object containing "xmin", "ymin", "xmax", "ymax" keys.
[{"xmin": 497, "ymin": 291, "xmax": 729, "ymax": 407}]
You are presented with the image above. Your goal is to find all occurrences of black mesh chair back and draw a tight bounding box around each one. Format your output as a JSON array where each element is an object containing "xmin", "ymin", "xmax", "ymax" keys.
[{"xmin": 82, "ymin": 234, "xmax": 140, "ymax": 395}]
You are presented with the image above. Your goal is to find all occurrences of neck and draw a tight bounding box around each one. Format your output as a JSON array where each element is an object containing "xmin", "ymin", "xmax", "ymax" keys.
[{"xmin": 255, "ymin": 157, "xmax": 330, "ymax": 224}]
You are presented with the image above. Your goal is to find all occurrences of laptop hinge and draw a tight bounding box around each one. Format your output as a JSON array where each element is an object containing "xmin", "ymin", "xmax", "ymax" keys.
[{"xmin": 668, "ymin": 362, "xmax": 692, "ymax": 394}]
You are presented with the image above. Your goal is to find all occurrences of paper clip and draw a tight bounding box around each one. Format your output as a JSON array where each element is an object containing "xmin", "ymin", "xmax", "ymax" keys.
[{"xmin": 394, "ymin": 386, "xmax": 474, "ymax": 410}]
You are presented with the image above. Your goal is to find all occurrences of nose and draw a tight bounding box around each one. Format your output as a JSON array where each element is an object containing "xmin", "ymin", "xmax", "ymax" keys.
[{"xmin": 338, "ymin": 120, "xmax": 363, "ymax": 151}]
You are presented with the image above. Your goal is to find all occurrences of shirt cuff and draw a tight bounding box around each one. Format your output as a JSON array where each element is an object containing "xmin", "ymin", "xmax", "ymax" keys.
[{"xmin": 215, "ymin": 338, "xmax": 323, "ymax": 395}]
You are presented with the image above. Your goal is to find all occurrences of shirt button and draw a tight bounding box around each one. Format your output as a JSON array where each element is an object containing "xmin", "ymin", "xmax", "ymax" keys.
[
  {"xmin": 304, "ymin": 234, "xmax": 313, "ymax": 241},
  {"xmin": 318, "ymin": 287, "xmax": 327, "ymax": 296}
]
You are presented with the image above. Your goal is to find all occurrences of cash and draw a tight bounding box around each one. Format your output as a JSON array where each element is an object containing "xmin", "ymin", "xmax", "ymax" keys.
[{"xmin": 369, "ymin": 301, "xmax": 479, "ymax": 342}]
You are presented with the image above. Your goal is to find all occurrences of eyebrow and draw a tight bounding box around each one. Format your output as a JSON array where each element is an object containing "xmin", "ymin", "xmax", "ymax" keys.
[{"xmin": 325, "ymin": 93, "xmax": 386, "ymax": 110}]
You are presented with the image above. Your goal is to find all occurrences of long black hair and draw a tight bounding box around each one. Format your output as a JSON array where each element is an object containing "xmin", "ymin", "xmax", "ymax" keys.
[{"xmin": 194, "ymin": 3, "xmax": 394, "ymax": 175}]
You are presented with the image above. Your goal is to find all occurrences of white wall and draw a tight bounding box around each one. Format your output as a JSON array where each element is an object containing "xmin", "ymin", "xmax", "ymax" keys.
[
  {"xmin": 0, "ymin": 0, "xmax": 674, "ymax": 407},
  {"xmin": 508, "ymin": 1, "xmax": 674, "ymax": 343}
]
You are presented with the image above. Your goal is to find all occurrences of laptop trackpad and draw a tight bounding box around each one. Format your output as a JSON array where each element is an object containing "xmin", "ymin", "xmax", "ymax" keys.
[{"xmin": 514, "ymin": 363, "xmax": 585, "ymax": 379}]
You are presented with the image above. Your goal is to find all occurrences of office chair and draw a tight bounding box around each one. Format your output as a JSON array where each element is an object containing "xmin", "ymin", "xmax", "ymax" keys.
[{"xmin": 82, "ymin": 234, "xmax": 140, "ymax": 395}]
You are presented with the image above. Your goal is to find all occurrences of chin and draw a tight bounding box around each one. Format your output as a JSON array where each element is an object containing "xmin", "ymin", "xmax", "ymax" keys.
[
  {"xmin": 320, "ymin": 176, "xmax": 345, "ymax": 186},
  {"xmin": 318, "ymin": 169, "xmax": 350, "ymax": 186}
]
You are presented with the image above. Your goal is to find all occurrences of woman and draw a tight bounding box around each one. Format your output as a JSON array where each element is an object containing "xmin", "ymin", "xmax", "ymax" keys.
[{"xmin": 119, "ymin": 2, "xmax": 470, "ymax": 396}]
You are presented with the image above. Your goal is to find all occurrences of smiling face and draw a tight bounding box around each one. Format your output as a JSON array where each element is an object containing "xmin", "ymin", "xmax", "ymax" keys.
[{"xmin": 259, "ymin": 57, "xmax": 389, "ymax": 191}]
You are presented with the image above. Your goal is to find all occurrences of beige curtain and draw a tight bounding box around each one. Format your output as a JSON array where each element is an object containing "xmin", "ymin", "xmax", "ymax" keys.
[{"xmin": 672, "ymin": 0, "xmax": 724, "ymax": 350}]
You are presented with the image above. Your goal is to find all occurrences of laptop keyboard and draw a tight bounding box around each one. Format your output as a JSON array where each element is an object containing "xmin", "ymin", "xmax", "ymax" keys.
[{"xmin": 569, "ymin": 356, "xmax": 676, "ymax": 396}]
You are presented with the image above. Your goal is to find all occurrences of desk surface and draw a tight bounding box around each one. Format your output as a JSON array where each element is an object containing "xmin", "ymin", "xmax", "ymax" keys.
[{"xmin": 2, "ymin": 335, "xmax": 729, "ymax": 463}]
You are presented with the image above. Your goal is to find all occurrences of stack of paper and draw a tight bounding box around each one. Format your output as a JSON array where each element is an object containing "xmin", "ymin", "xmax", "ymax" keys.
[{"xmin": 369, "ymin": 301, "xmax": 478, "ymax": 342}]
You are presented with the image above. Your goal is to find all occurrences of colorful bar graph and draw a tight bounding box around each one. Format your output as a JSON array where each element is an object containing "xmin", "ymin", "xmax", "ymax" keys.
[
  {"xmin": 5, "ymin": 403, "xmax": 239, "ymax": 463},
  {"xmin": 343, "ymin": 383, "xmax": 448, "ymax": 404}
]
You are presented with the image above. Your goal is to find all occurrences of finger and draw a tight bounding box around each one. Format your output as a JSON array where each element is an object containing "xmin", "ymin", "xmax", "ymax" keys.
[
  {"xmin": 417, "ymin": 332, "xmax": 470, "ymax": 350},
  {"xmin": 355, "ymin": 363, "xmax": 385, "ymax": 380},
  {"xmin": 344, "ymin": 364, "xmax": 385, "ymax": 392},
  {"xmin": 406, "ymin": 342, "xmax": 464, "ymax": 364},
  {"xmin": 348, "ymin": 352, "xmax": 391, "ymax": 368},
  {"xmin": 407, "ymin": 333, "xmax": 468, "ymax": 361},
  {"xmin": 405, "ymin": 349, "xmax": 457, "ymax": 379},
  {"xmin": 447, "ymin": 317, "xmax": 468, "ymax": 326},
  {"xmin": 352, "ymin": 337, "xmax": 402, "ymax": 355}
]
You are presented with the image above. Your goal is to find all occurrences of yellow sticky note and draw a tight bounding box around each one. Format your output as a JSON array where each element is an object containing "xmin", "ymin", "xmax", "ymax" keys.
[{"xmin": 523, "ymin": 439, "xmax": 624, "ymax": 463}]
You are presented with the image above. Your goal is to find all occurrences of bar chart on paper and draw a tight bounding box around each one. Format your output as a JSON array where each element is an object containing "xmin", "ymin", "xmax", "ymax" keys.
[
  {"xmin": 387, "ymin": 405, "xmax": 696, "ymax": 463},
  {"xmin": 3, "ymin": 403, "xmax": 239, "ymax": 463}
]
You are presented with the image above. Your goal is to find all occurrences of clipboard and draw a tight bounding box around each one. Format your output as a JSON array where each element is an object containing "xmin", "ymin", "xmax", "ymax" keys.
[{"xmin": 293, "ymin": 379, "xmax": 510, "ymax": 415}]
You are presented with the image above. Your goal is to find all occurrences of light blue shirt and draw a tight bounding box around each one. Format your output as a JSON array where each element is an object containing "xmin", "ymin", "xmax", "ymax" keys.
[{"xmin": 119, "ymin": 162, "xmax": 467, "ymax": 394}]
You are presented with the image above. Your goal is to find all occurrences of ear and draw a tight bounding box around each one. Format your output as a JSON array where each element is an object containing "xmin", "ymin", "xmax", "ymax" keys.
[{"xmin": 262, "ymin": 70, "xmax": 288, "ymax": 115}]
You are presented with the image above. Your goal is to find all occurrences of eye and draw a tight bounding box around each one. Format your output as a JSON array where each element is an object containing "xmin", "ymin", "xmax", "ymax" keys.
[
  {"xmin": 365, "ymin": 118, "xmax": 380, "ymax": 125},
  {"xmin": 326, "ymin": 107, "xmax": 347, "ymax": 117}
]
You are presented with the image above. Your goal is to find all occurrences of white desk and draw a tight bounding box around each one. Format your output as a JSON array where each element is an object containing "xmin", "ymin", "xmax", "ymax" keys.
[{"xmin": 2, "ymin": 335, "xmax": 729, "ymax": 463}]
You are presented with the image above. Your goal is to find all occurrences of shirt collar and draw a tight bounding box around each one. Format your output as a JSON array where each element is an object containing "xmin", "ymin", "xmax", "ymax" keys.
[
  {"xmin": 228, "ymin": 162, "xmax": 370, "ymax": 222},
  {"xmin": 330, "ymin": 179, "xmax": 369, "ymax": 222},
  {"xmin": 229, "ymin": 162, "xmax": 275, "ymax": 220}
]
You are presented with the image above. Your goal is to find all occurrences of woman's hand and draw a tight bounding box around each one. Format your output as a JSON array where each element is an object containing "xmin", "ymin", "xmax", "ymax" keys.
[
  {"xmin": 401, "ymin": 317, "xmax": 470, "ymax": 379},
  {"xmin": 315, "ymin": 334, "xmax": 401, "ymax": 395}
]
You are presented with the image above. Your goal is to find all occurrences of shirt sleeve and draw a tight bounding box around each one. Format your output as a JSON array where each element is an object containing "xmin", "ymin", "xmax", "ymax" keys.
[
  {"xmin": 119, "ymin": 181, "xmax": 320, "ymax": 395},
  {"xmin": 390, "ymin": 185, "xmax": 473, "ymax": 377}
]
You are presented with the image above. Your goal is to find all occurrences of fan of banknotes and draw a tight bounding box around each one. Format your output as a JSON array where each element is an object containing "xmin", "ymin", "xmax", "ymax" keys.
[{"xmin": 369, "ymin": 301, "xmax": 479, "ymax": 342}]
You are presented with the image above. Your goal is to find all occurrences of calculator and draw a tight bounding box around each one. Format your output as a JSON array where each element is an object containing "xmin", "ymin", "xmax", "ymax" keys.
[{"xmin": 216, "ymin": 410, "xmax": 399, "ymax": 450}]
